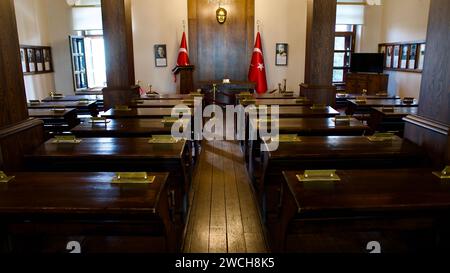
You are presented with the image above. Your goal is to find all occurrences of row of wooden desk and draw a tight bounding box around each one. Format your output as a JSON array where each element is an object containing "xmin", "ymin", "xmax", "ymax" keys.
[
  {"xmin": 233, "ymin": 94, "xmax": 450, "ymax": 253},
  {"xmin": 1, "ymin": 92, "xmax": 205, "ymax": 253}
]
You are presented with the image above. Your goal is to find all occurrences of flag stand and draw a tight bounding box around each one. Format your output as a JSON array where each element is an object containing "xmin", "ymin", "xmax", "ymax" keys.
[{"xmin": 173, "ymin": 65, "xmax": 195, "ymax": 94}]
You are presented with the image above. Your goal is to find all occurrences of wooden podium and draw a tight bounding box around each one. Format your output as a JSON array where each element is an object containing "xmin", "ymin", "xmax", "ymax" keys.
[{"xmin": 173, "ymin": 65, "xmax": 195, "ymax": 94}]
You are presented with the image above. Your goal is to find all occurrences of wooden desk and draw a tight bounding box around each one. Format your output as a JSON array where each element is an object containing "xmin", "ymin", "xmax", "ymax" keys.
[
  {"xmin": 0, "ymin": 172, "xmax": 177, "ymax": 253},
  {"xmin": 258, "ymin": 136, "xmax": 426, "ymax": 219},
  {"xmin": 346, "ymin": 99, "xmax": 418, "ymax": 116},
  {"xmin": 28, "ymin": 108, "xmax": 79, "ymax": 136},
  {"xmin": 102, "ymin": 108, "xmax": 192, "ymax": 119},
  {"xmin": 369, "ymin": 107, "xmax": 419, "ymax": 136},
  {"xmin": 275, "ymin": 169, "xmax": 450, "ymax": 253},
  {"xmin": 140, "ymin": 94, "xmax": 192, "ymax": 100},
  {"xmin": 71, "ymin": 119, "xmax": 187, "ymax": 138},
  {"xmin": 42, "ymin": 95, "xmax": 103, "ymax": 102},
  {"xmin": 247, "ymin": 118, "xmax": 370, "ymax": 178},
  {"xmin": 276, "ymin": 106, "xmax": 340, "ymax": 118},
  {"xmin": 25, "ymin": 137, "xmax": 192, "ymax": 229},
  {"xmin": 28, "ymin": 101, "xmax": 98, "ymax": 116},
  {"xmin": 134, "ymin": 100, "xmax": 194, "ymax": 108},
  {"xmin": 247, "ymin": 99, "xmax": 313, "ymax": 107},
  {"xmin": 336, "ymin": 93, "xmax": 400, "ymax": 109}
]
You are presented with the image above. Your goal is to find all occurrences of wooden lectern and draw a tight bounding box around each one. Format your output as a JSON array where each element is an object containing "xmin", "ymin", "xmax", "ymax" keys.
[{"xmin": 173, "ymin": 65, "xmax": 195, "ymax": 94}]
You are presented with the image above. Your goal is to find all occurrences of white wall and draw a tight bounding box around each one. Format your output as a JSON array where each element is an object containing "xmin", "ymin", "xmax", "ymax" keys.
[
  {"xmin": 380, "ymin": 0, "xmax": 430, "ymax": 99},
  {"xmin": 132, "ymin": 0, "xmax": 188, "ymax": 94},
  {"xmin": 14, "ymin": 0, "xmax": 55, "ymax": 101},
  {"xmin": 46, "ymin": 0, "xmax": 76, "ymax": 96},
  {"xmin": 255, "ymin": 0, "xmax": 307, "ymax": 93}
]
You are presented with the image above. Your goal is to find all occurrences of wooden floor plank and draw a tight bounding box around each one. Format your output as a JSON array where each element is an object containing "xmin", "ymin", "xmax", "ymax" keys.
[{"xmin": 183, "ymin": 140, "xmax": 267, "ymax": 253}]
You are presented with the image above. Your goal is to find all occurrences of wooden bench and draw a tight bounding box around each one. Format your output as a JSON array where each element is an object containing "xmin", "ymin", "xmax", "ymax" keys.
[
  {"xmin": 28, "ymin": 101, "xmax": 99, "ymax": 117},
  {"xmin": 368, "ymin": 107, "xmax": 419, "ymax": 137},
  {"xmin": 28, "ymin": 108, "xmax": 79, "ymax": 137},
  {"xmin": 0, "ymin": 172, "xmax": 177, "ymax": 253}
]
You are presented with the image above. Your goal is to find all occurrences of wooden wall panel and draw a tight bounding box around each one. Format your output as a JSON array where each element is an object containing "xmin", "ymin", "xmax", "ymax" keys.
[
  {"xmin": 0, "ymin": 0, "xmax": 29, "ymax": 127},
  {"xmin": 418, "ymin": 0, "xmax": 450, "ymax": 125},
  {"xmin": 188, "ymin": 0, "xmax": 255, "ymax": 88}
]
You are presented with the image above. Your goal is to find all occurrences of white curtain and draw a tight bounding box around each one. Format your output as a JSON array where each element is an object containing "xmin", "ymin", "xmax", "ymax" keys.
[{"xmin": 336, "ymin": 5, "xmax": 365, "ymax": 25}]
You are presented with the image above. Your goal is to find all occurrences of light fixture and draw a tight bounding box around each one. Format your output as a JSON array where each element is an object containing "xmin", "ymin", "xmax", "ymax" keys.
[{"xmin": 216, "ymin": 7, "xmax": 227, "ymax": 24}]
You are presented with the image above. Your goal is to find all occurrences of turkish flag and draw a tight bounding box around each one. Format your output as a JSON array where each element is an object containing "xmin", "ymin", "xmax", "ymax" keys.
[
  {"xmin": 248, "ymin": 32, "xmax": 268, "ymax": 94},
  {"xmin": 176, "ymin": 32, "xmax": 190, "ymax": 66}
]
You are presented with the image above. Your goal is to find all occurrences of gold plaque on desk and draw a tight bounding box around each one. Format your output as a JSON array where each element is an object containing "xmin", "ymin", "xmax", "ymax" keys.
[
  {"xmin": 89, "ymin": 117, "xmax": 110, "ymax": 124},
  {"xmin": 268, "ymin": 134, "xmax": 301, "ymax": 143},
  {"xmin": 297, "ymin": 170, "xmax": 341, "ymax": 182},
  {"xmin": 189, "ymin": 92, "xmax": 204, "ymax": 98},
  {"xmin": 114, "ymin": 105, "xmax": 131, "ymax": 111},
  {"xmin": 296, "ymin": 97, "xmax": 309, "ymax": 103},
  {"xmin": 241, "ymin": 99, "xmax": 256, "ymax": 105},
  {"xmin": 433, "ymin": 166, "xmax": 450, "ymax": 180},
  {"xmin": 78, "ymin": 99, "xmax": 90, "ymax": 105},
  {"xmin": 367, "ymin": 133, "xmax": 395, "ymax": 142},
  {"xmin": 148, "ymin": 135, "xmax": 180, "ymax": 144},
  {"xmin": 29, "ymin": 100, "xmax": 41, "ymax": 105},
  {"xmin": 311, "ymin": 104, "xmax": 327, "ymax": 110},
  {"xmin": 52, "ymin": 106, "xmax": 66, "ymax": 113},
  {"xmin": 382, "ymin": 106, "xmax": 395, "ymax": 113},
  {"xmin": 355, "ymin": 97, "xmax": 367, "ymax": 104},
  {"xmin": 51, "ymin": 93, "xmax": 64, "ymax": 99},
  {"xmin": 333, "ymin": 116, "xmax": 352, "ymax": 125},
  {"xmin": 182, "ymin": 99, "xmax": 195, "ymax": 104},
  {"xmin": 133, "ymin": 99, "xmax": 145, "ymax": 104},
  {"xmin": 52, "ymin": 135, "xmax": 82, "ymax": 144},
  {"xmin": 0, "ymin": 171, "xmax": 15, "ymax": 183},
  {"xmin": 112, "ymin": 172, "xmax": 155, "ymax": 184}
]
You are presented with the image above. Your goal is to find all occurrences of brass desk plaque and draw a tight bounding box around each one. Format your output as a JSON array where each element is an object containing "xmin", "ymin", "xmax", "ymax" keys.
[
  {"xmin": 403, "ymin": 97, "xmax": 415, "ymax": 104},
  {"xmin": 52, "ymin": 135, "xmax": 82, "ymax": 144},
  {"xmin": 29, "ymin": 100, "xmax": 41, "ymax": 105},
  {"xmin": 355, "ymin": 97, "xmax": 367, "ymax": 104},
  {"xmin": 0, "ymin": 171, "xmax": 14, "ymax": 183},
  {"xmin": 297, "ymin": 170, "xmax": 341, "ymax": 182},
  {"xmin": 240, "ymin": 92, "xmax": 252, "ymax": 96},
  {"xmin": 112, "ymin": 172, "xmax": 155, "ymax": 184},
  {"xmin": 182, "ymin": 99, "xmax": 195, "ymax": 104},
  {"xmin": 333, "ymin": 116, "xmax": 351, "ymax": 125},
  {"xmin": 133, "ymin": 99, "xmax": 144, "ymax": 104},
  {"xmin": 433, "ymin": 166, "xmax": 450, "ymax": 180},
  {"xmin": 382, "ymin": 106, "xmax": 395, "ymax": 113},
  {"xmin": 267, "ymin": 134, "xmax": 301, "ymax": 143},
  {"xmin": 148, "ymin": 135, "xmax": 180, "ymax": 144},
  {"xmin": 90, "ymin": 117, "xmax": 110, "ymax": 124},
  {"xmin": 114, "ymin": 105, "xmax": 131, "ymax": 111},
  {"xmin": 161, "ymin": 117, "xmax": 180, "ymax": 124},
  {"xmin": 241, "ymin": 99, "xmax": 256, "ymax": 105},
  {"xmin": 311, "ymin": 104, "xmax": 327, "ymax": 110},
  {"xmin": 367, "ymin": 133, "xmax": 395, "ymax": 142},
  {"xmin": 376, "ymin": 92, "xmax": 388, "ymax": 96},
  {"xmin": 51, "ymin": 93, "xmax": 64, "ymax": 98}
]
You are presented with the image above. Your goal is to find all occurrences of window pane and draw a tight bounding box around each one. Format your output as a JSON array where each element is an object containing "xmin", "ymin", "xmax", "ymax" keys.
[
  {"xmin": 335, "ymin": 37, "xmax": 346, "ymax": 50},
  {"xmin": 335, "ymin": 25, "xmax": 352, "ymax": 32},
  {"xmin": 334, "ymin": 52, "xmax": 345, "ymax": 67},
  {"xmin": 333, "ymin": 69, "xmax": 344, "ymax": 83}
]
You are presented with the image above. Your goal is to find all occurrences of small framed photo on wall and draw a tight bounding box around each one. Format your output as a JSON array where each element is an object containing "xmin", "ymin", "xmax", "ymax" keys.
[
  {"xmin": 20, "ymin": 48, "xmax": 27, "ymax": 73},
  {"xmin": 43, "ymin": 48, "xmax": 52, "ymax": 71},
  {"xmin": 393, "ymin": 45, "xmax": 400, "ymax": 69},
  {"xmin": 27, "ymin": 48, "xmax": 36, "ymax": 73},
  {"xmin": 418, "ymin": 44, "xmax": 426, "ymax": 70},
  {"xmin": 154, "ymin": 44, "xmax": 167, "ymax": 67},
  {"xmin": 385, "ymin": 46, "xmax": 393, "ymax": 68},
  {"xmin": 408, "ymin": 44, "xmax": 418, "ymax": 69},
  {"xmin": 400, "ymin": 45, "xmax": 409, "ymax": 69},
  {"xmin": 35, "ymin": 49, "xmax": 44, "ymax": 72},
  {"xmin": 275, "ymin": 43, "xmax": 288, "ymax": 66}
]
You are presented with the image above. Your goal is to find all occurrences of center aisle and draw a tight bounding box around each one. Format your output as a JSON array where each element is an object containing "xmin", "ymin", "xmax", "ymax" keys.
[{"xmin": 183, "ymin": 140, "xmax": 268, "ymax": 253}]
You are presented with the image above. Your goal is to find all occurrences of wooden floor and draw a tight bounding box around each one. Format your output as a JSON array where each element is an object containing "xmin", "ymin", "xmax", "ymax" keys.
[{"xmin": 183, "ymin": 140, "xmax": 268, "ymax": 253}]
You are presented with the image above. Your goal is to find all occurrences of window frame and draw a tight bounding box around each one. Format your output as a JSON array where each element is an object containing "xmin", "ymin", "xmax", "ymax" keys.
[{"xmin": 333, "ymin": 25, "xmax": 357, "ymax": 85}]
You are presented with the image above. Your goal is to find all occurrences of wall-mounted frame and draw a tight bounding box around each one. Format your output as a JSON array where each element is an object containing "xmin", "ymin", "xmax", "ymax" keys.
[
  {"xmin": 20, "ymin": 45, "xmax": 53, "ymax": 75},
  {"xmin": 275, "ymin": 43, "xmax": 288, "ymax": 66},
  {"xmin": 154, "ymin": 44, "xmax": 168, "ymax": 67},
  {"xmin": 378, "ymin": 41, "xmax": 425, "ymax": 73}
]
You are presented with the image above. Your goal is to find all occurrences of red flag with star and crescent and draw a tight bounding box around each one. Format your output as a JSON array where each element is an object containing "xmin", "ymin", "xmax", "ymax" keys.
[
  {"xmin": 176, "ymin": 32, "xmax": 190, "ymax": 66},
  {"xmin": 248, "ymin": 32, "xmax": 268, "ymax": 94}
]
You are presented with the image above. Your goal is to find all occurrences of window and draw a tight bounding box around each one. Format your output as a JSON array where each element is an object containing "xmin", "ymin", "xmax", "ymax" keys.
[{"xmin": 333, "ymin": 25, "xmax": 356, "ymax": 84}]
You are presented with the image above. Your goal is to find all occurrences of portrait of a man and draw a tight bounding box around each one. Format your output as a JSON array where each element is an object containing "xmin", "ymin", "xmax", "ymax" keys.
[
  {"xmin": 276, "ymin": 43, "xmax": 288, "ymax": 66},
  {"xmin": 154, "ymin": 44, "xmax": 167, "ymax": 67}
]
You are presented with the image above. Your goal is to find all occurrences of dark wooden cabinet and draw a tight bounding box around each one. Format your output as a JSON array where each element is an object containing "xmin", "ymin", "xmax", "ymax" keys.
[{"xmin": 345, "ymin": 73, "xmax": 389, "ymax": 95}]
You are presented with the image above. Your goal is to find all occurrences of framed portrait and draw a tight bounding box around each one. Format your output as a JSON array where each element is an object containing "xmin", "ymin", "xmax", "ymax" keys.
[
  {"xmin": 408, "ymin": 44, "xmax": 418, "ymax": 70},
  {"xmin": 154, "ymin": 44, "xmax": 167, "ymax": 67},
  {"xmin": 393, "ymin": 45, "xmax": 400, "ymax": 69},
  {"xmin": 275, "ymin": 43, "xmax": 288, "ymax": 66},
  {"xmin": 418, "ymin": 44, "xmax": 426, "ymax": 70},
  {"xmin": 43, "ymin": 48, "xmax": 52, "ymax": 71},
  {"xmin": 385, "ymin": 46, "xmax": 393, "ymax": 68},
  {"xmin": 20, "ymin": 48, "xmax": 27, "ymax": 73},
  {"xmin": 400, "ymin": 45, "xmax": 409, "ymax": 69},
  {"xmin": 27, "ymin": 48, "xmax": 36, "ymax": 73},
  {"xmin": 35, "ymin": 49, "xmax": 44, "ymax": 72}
]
